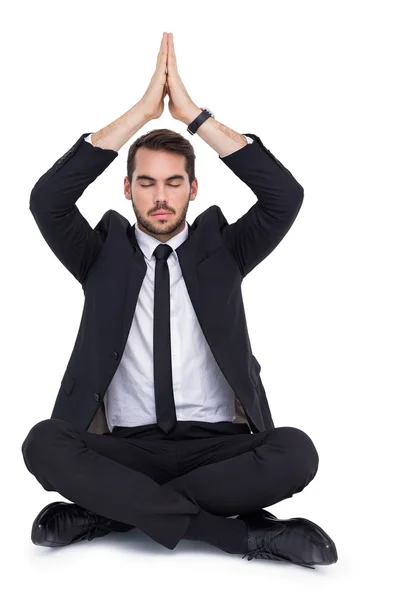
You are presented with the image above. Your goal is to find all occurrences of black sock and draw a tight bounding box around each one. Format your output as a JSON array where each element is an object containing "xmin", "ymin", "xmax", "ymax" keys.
[{"xmin": 183, "ymin": 509, "xmax": 248, "ymax": 554}]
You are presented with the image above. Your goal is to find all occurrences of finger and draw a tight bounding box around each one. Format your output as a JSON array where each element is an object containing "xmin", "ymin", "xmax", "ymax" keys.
[
  {"xmin": 169, "ymin": 33, "xmax": 175, "ymax": 57},
  {"xmin": 168, "ymin": 33, "xmax": 177, "ymax": 70},
  {"xmin": 161, "ymin": 32, "xmax": 168, "ymax": 67},
  {"xmin": 157, "ymin": 32, "xmax": 167, "ymax": 68}
]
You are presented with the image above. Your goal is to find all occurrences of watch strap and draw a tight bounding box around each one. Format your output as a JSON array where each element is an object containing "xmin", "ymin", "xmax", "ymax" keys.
[{"xmin": 187, "ymin": 108, "xmax": 214, "ymax": 135}]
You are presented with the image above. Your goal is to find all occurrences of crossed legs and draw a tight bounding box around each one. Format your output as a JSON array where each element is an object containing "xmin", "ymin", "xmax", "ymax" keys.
[{"xmin": 21, "ymin": 419, "xmax": 318, "ymax": 550}]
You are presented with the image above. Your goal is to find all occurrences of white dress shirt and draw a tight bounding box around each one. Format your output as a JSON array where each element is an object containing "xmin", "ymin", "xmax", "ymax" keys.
[{"xmin": 83, "ymin": 131, "xmax": 253, "ymax": 432}]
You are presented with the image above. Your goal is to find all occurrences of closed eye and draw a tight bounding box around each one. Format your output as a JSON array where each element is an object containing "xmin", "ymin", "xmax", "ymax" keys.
[{"xmin": 140, "ymin": 184, "xmax": 181, "ymax": 188}]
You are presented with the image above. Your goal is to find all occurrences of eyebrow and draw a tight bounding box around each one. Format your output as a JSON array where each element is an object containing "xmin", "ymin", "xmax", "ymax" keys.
[{"xmin": 136, "ymin": 174, "xmax": 185, "ymax": 182}]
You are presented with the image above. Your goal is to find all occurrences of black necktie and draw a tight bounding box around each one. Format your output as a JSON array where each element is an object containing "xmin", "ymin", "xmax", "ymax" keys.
[{"xmin": 153, "ymin": 243, "xmax": 177, "ymax": 433}]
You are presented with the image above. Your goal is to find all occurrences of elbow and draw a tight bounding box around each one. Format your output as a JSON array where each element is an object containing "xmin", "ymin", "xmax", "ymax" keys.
[
  {"xmin": 29, "ymin": 191, "xmax": 35, "ymax": 213},
  {"xmin": 289, "ymin": 184, "xmax": 304, "ymax": 221},
  {"xmin": 295, "ymin": 183, "xmax": 304, "ymax": 209},
  {"xmin": 29, "ymin": 189, "xmax": 38, "ymax": 214}
]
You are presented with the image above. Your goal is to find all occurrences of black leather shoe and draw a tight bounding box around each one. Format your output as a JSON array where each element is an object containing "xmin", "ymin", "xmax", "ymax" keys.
[
  {"xmin": 237, "ymin": 510, "xmax": 338, "ymax": 568},
  {"xmin": 31, "ymin": 501, "xmax": 133, "ymax": 547}
]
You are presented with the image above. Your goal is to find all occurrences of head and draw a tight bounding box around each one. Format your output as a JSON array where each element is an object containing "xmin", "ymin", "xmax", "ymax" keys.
[{"xmin": 124, "ymin": 128, "xmax": 198, "ymax": 243}]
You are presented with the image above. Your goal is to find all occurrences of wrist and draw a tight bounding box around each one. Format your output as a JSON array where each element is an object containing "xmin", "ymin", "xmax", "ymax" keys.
[
  {"xmin": 180, "ymin": 104, "xmax": 202, "ymax": 126},
  {"xmin": 133, "ymin": 101, "xmax": 154, "ymax": 124}
]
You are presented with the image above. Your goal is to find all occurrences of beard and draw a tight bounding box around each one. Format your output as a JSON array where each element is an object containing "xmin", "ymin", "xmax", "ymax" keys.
[{"xmin": 132, "ymin": 193, "xmax": 191, "ymax": 237}]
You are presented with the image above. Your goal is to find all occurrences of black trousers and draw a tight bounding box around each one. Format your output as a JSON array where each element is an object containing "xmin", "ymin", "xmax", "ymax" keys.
[{"xmin": 21, "ymin": 418, "xmax": 319, "ymax": 550}]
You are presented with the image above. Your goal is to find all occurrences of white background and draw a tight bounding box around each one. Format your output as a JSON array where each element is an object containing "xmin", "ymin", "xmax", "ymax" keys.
[{"xmin": 1, "ymin": 0, "xmax": 399, "ymax": 597}]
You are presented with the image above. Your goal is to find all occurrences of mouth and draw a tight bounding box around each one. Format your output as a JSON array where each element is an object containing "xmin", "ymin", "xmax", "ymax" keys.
[{"xmin": 151, "ymin": 212, "xmax": 172, "ymax": 217}]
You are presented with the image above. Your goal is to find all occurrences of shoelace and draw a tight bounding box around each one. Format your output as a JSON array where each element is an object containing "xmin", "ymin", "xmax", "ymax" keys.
[
  {"xmin": 84, "ymin": 510, "xmax": 113, "ymax": 542},
  {"xmin": 241, "ymin": 533, "xmax": 315, "ymax": 569}
]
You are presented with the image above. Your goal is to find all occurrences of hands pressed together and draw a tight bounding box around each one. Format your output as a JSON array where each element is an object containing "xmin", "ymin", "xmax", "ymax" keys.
[{"xmin": 139, "ymin": 32, "xmax": 199, "ymax": 124}]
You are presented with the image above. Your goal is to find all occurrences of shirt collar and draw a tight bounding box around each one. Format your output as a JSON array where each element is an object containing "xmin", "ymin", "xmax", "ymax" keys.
[{"xmin": 134, "ymin": 220, "xmax": 189, "ymax": 261}]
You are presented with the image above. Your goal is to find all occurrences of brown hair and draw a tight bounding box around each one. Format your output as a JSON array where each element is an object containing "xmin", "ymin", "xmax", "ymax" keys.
[{"xmin": 127, "ymin": 128, "xmax": 196, "ymax": 186}]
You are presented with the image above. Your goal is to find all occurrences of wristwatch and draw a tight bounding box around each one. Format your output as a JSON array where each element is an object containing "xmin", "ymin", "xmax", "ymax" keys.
[{"xmin": 187, "ymin": 107, "xmax": 215, "ymax": 135}]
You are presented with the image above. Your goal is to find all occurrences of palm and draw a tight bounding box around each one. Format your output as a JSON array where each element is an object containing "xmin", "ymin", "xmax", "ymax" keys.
[
  {"xmin": 139, "ymin": 33, "xmax": 194, "ymax": 122},
  {"xmin": 166, "ymin": 82, "xmax": 177, "ymax": 119},
  {"xmin": 166, "ymin": 74, "xmax": 192, "ymax": 121}
]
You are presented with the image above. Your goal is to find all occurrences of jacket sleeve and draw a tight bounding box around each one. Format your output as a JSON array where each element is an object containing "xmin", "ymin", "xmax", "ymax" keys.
[
  {"xmin": 29, "ymin": 132, "xmax": 118, "ymax": 284},
  {"xmin": 219, "ymin": 133, "xmax": 304, "ymax": 278}
]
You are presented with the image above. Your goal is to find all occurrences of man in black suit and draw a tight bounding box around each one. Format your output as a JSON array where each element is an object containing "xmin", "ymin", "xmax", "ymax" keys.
[{"xmin": 21, "ymin": 32, "xmax": 337, "ymax": 568}]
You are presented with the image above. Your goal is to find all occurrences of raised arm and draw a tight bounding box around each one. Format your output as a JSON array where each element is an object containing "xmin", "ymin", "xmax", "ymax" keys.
[
  {"xmin": 29, "ymin": 104, "xmax": 148, "ymax": 285},
  {"xmin": 177, "ymin": 106, "xmax": 304, "ymax": 278},
  {"xmin": 165, "ymin": 32, "xmax": 304, "ymax": 278},
  {"xmin": 29, "ymin": 34, "xmax": 170, "ymax": 285},
  {"xmin": 219, "ymin": 134, "xmax": 303, "ymax": 278}
]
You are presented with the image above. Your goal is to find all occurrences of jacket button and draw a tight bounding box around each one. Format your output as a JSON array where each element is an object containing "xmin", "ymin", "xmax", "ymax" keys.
[
  {"xmin": 94, "ymin": 393, "xmax": 101, "ymax": 402},
  {"xmin": 112, "ymin": 351, "xmax": 119, "ymax": 360}
]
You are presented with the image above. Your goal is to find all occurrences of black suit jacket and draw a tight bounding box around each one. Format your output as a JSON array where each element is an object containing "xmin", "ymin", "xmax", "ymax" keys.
[{"xmin": 29, "ymin": 131, "xmax": 303, "ymax": 435}]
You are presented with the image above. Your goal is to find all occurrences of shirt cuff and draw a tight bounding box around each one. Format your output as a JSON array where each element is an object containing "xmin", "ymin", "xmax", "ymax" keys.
[{"xmin": 220, "ymin": 135, "xmax": 253, "ymax": 158}]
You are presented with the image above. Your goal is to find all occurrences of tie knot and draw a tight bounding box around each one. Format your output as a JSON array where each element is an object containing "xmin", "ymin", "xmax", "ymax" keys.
[{"xmin": 153, "ymin": 244, "xmax": 173, "ymax": 261}]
